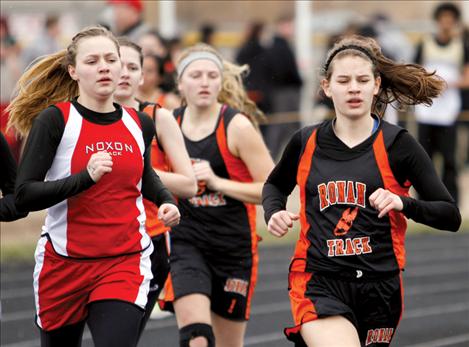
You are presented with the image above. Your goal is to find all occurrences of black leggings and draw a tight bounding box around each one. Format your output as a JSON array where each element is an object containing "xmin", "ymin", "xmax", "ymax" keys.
[{"xmin": 40, "ymin": 300, "xmax": 144, "ymax": 347}]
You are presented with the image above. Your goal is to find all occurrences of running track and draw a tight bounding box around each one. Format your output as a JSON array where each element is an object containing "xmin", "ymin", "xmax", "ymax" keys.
[{"xmin": 1, "ymin": 232, "xmax": 468, "ymax": 347}]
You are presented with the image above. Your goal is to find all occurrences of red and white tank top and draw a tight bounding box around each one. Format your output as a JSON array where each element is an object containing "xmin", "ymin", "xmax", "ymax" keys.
[{"xmin": 43, "ymin": 102, "xmax": 151, "ymax": 258}]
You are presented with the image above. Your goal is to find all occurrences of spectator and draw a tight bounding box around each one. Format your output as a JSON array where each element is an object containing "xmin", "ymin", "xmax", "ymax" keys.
[
  {"xmin": 0, "ymin": 15, "xmax": 22, "ymax": 161},
  {"xmin": 414, "ymin": 1, "xmax": 469, "ymax": 204},
  {"xmin": 200, "ymin": 23, "xmax": 215, "ymax": 45},
  {"xmin": 236, "ymin": 21, "xmax": 271, "ymax": 113},
  {"xmin": 107, "ymin": 0, "xmax": 148, "ymax": 42},
  {"xmin": 263, "ymin": 14, "xmax": 303, "ymax": 160},
  {"xmin": 21, "ymin": 15, "xmax": 62, "ymax": 69}
]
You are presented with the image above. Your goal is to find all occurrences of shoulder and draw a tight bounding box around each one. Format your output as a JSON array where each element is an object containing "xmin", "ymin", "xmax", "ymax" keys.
[
  {"xmin": 228, "ymin": 112, "xmax": 255, "ymax": 132},
  {"xmin": 135, "ymin": 110, "xmax": 155, "ymax": 131},
  {"xmin": 172, "ymin": 106, "xmax": 185, "ymax": 119},
  {"xmin": 155, "ymin": 107, "xmax": 180, "ymax": 133},
  {"xmin": 155, "ymin": 107, "xmax": 175, "ymax": 123},
  {"xmin": 380, "ymin": 120, "xmax": 408, "ymax": 148},
  {"xmin": 35, "ymin": 105, "xmax": 66, "ymax": 132}
]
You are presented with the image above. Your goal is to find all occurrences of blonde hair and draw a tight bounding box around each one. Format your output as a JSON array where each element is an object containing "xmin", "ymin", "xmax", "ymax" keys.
[
  {"xmin": 177, "ymin": 43, "xmax": 265, "ymax": 127},
  {"xmin": 7, "ymin": 26, "xmax": 119, "ymax": 137},
  {"xmin": 323, "ymin": 35, "xmax": 445, "ymax": 118}
]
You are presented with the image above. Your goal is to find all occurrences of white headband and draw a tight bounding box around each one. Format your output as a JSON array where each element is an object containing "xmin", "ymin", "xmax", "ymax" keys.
[{"xmin": 177, "ymin": 51, "xmax": 224, "ymax": 78}]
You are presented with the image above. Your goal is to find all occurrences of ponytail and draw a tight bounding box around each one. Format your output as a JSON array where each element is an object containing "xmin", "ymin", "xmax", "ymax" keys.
[
  {"xmin": 7, "ymin": 25, "xmax": 118, "ymax": 137},
  {"xmin": 323, "ymin": 35, "xmax": 445, "ymax": 118},
  {"xmin": 6, "ymin": 50, "xmax": 78, "ymax": 137}
]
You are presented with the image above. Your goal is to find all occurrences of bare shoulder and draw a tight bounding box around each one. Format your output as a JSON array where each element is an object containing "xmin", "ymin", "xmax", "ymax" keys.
[
  {"xmin": 229, "ymin": 113, "xmax": 256, "ymax": 135},
  {"xmin": 155, "ymin": 107, "xmax": 177, "ymax": 127}
]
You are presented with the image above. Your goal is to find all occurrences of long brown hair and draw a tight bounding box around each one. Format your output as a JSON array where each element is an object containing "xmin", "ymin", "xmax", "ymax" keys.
[
  {"xmin": 177, "ymin": 43, "xmax": 265, "ymax": 127},
  {"xmin": 322, "ymin": 35, "xmax": 445, "ymax": 117},
  {"xmin": 7, "ymin": 26, "xmax": 119, "ymax": 137}
]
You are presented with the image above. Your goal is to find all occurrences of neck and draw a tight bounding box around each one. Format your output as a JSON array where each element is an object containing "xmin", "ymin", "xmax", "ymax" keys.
[
  {"xmin": 114, "ymin": 95, "xmax": 139, "ymax": 110},
  {"xmin": 187, "ymin": 102, "xmax": 221, "ymax": 122},
  {"xmin": 333, "ymin": 113, "xmax": 375, "ymax": 148},
  {"xmin": 77, "ymin": 95, "xmax": 115, "ymax": 113}
]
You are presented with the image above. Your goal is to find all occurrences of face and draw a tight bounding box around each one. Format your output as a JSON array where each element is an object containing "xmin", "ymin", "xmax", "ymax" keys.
[
  {"xmin": 112, "ymin": 4, "xmax": 137, "ymax": 34},
  {"xmin": 68, "ymin": 36, "xmax": 121, "ymax": 101},
  {"xmin": 437, "ymin": 11, "xmax": 458, "ymax": 35},
  {"xmin": 140, "ymin": 56, "xmax": 160, "ymax": 92},
  {"xmin": 178, "ymin": 58, "xmax": 222, "ymax": 108},
  {"xmin": 321, "ymin": 55, "xmax": 380, "ymax": 120},
  {"xmin": 115, "ymin": 45, "xmax": 142, "ymax": 100}
]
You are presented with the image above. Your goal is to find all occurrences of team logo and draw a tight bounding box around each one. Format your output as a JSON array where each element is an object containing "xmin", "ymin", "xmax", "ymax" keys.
[
  {"xmin": 365, "ymin": 328, "xmax": 394, "ymax": 345},
  {"xmin": 318, "ymin": 180, "xmax": 366, "ymax": 211},
  {"xmin": 224, "ymin": 278, "xmax": 248, "ymax": 297},
  {"xmin": 85, "ymin": 141, "xmax": 133, "ymax": 156},
  {"xmin": 326, "ymin": 236, "xmax": 372, "ymax": 257},
  {"xmin": 188, "ymin": 192, "xmax": 227, "ymax": 207},
  {"xmin": 333, "ymin": 207, "xmax": 359, "ymax": 236},
  {"xmin": 189, "ymin": 158, "xmax": 227, "ymax": 207}
]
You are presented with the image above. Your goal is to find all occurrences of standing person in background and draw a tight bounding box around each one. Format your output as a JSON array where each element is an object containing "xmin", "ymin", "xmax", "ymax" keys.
[
  {"xmin": 262, "ymin": 35, "xmax": 461, "ymax": 347},
  {"xmin": 106, "ymin": 0, "xmax": 148, "ymax": 43},
  {"xmin": 136, "ymin": 53, "xmax": 181, "ymax": 110},
  {"xmin": 236, "ymin": 21, "xmax": 271, "ymax": 114},
  {"xmin": 263, "ymin": 14, "xmax": 303, "ymax": 161},
  {"xmin": 1, "ymin": 15, "xmax": 22, "ymax": 161},
  {"xmin": 200, "ymin": 23, "xmax": 216, "ymax": 46},
  {"xmin": 113, "ymin": 37, "xmax": 197, "ymax": 340},
  {"xmin": 7, "ymin": 26, "xmax": 180, "ymax": 347},
  {"xmin": 162, "ymin": 43, "xmax": 274, "ymax": 347},
  {"xmin": 414, "ymin": 2, "xmax": 469, "ymax": 204},
  {"xmin": 21, "ymin": 15, "xmax": 62, "ymax": 69}
]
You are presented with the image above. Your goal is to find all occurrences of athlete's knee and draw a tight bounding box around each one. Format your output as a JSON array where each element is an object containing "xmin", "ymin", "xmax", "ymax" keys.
[{"xmin": 179, "ymin": 323, "xmax": 215, "ymax": 347}]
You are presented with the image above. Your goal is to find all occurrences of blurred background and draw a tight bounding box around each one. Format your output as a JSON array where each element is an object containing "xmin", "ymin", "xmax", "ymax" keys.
[{"xmin": 1, "ymin": 1, "xmax": 468, "ymax": 346}]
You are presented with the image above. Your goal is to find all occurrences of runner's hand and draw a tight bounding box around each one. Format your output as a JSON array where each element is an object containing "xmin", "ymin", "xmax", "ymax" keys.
[
  {"xmin": 369, "ymin": 188, "xmax": 403, "ymax": 218},
  {"xmin": 267, "ymin": 210, "xmax": 300, "ymax": 237},
  {"xmin": 86, "ymin": 151, "xmax": 113, "ymax": 182},
  {"xmin": 158, "ymin": 203, "xmax": 180, "ymax": 227}
]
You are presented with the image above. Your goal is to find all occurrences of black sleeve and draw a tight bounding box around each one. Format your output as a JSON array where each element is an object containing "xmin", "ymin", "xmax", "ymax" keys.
[
  {"xmin": 0, "ymin": 132, "xmax": 16, "ymax": 194},
  {"xmin": 414, "ymin": 42, "xmax": 423, "ymax": 64},
  {"xmin": 0, "ymin": 133, "xmax": 28, "ymax": 221},
  {"xmin": 137, "ymin": 112, "xmax": 176, "ymax": 206},
  {"xmin": 15, "ymin": 107, "xmax": 95, "ymax": 212},
  {"xmin": 388, "ymin": 131, "xmax": 461, "ymax": 231},
  {"xmin": 262, "ymin": 129, "xmax": 303, "ymax": 223}
]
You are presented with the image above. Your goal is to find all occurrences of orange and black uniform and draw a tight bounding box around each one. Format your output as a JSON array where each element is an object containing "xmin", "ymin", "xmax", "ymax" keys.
[
  {"xmin": 262, "ymin": 118, "xmax": 461, "ymax": 346},
  {"xmin": 137, "ymin": 101, "xmax": 172, "ymax": 339},
  {"xmin": 165, "ymin": 104, "xmax": 258, "ymax": 321}
]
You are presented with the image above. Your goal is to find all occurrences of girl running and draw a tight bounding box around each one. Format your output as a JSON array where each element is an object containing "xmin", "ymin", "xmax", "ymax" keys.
[
  {"xmin": 7, "ymin": 26, "xmax": 180, "ymax": 347},
  {"xmin": 263, "ymin": 36, "xmax": 461, "ymax": 347},
  {"xmin": 113, "ymin": 37, "xmax": 197, "ymax": 339},
  {"xmin": 165, "ymin": 43, "xmax": 274, "ymax": 347},
  {"xmin": 262, "ymin": 35, "xmax": 461, "ymax": 347}
]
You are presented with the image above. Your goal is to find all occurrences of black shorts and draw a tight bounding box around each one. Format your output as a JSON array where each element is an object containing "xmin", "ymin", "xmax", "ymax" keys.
[
  {"xmin": 286, "ymin": 270, "xmax": 403, "ymax": 347},
  {"xmin": 149, "ymin": 233, "xmax": 170, "ymax": 297},
  {"xmin": 169, "ymin": 239, "xmax": 257, "ymax": 321}
]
